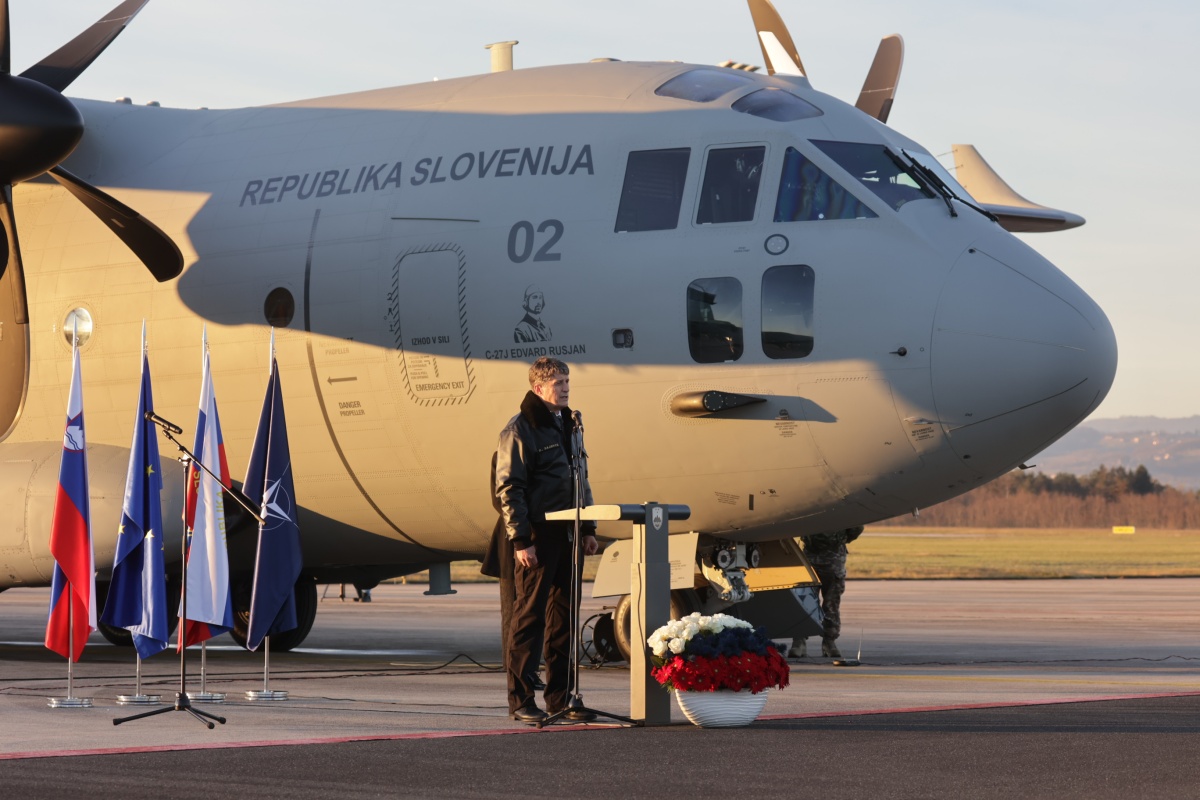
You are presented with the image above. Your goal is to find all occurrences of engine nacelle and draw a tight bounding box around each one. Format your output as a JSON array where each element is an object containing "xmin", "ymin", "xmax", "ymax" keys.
[{"xmin": 0, "ymin": 441, "xmax": 185, "ymax": 589}]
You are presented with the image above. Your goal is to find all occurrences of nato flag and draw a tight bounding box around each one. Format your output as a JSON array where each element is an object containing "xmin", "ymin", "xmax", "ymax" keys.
[
  {"xmin": 243, "ymin": 360, "xmax": 303, "ymax": 651},
  {"xmin": 100, "ymin": 352, "xmax": 169, "ymax": 659}
]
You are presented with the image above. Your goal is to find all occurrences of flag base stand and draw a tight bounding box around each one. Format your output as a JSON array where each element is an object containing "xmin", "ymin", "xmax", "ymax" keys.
[
  {"xmin": 244, "ymin": 635, "xmax": 287, "ymax": 701},
  {"xmin": 48, "ymin": 640, "xmax": 93, "ymax": 708},
  {"xmin": 48, "ymin": 696, "xmax": 93, "ymax": 708},
  {"xmin": 187, "ymin": 642, "xmax": 225, "ymax": 702},
  {"xmin": 116, "ymin": 693, "xmax": 162, "ymax": 705},
  {"xmin": 188, "ymin": 691, "xmax": 226, "ymax": 703}
]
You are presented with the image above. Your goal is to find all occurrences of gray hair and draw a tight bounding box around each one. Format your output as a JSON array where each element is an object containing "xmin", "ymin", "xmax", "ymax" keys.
[{"xmin": 528, "ymin": 357, "xmax": 568, "ymax": 387}]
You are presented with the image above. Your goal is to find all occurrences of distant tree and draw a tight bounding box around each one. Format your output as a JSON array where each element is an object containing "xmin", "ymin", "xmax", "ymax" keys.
[{"xmin": 884, "ymin": 464, "xmax": 1197, "ymax": 529}]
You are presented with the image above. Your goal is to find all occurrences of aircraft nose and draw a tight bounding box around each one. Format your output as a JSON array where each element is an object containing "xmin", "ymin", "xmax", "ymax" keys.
[{"xmin": 930, "ymin": 236, "xmax": 1117, "ymax": 477}]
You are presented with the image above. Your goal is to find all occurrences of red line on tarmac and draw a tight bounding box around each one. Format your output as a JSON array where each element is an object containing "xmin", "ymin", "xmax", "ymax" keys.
[
  {"xmin": 6, "ymin": 691, "xmax": 1199, "ymax": 761},
  {"xmin": 758, "ymin": 690, "xmax": 1200, "ymax": 721}
]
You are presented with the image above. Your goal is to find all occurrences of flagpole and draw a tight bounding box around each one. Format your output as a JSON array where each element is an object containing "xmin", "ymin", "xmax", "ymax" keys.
[
  {"xmin": 116, "ymin": 652, "xmax": 161, "ymax": 705},
  {"xmin": 189, "ymin": 641, "xmax": 226, "ymax": 703},
  {"xmin": 48, "ymin": 320, "xmax": 93, "ymax": 710},
  {"xmin": 246, "ymin": 634, "xmax": 288, "ymax": 701},
  {"xmin": 49, "ymin": 592, "xmax": 93, "ymax": 707},
  {"xmin": 113, "ymin": 329, "xmax": 225, "ymax": 728},
  {"xmin": 244, "ymin": 332, "xmax": 298, "ymax": 702}
]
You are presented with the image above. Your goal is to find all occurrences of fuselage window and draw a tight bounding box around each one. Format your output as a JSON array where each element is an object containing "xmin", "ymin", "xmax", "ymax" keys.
[
  {"xmin": 761, "ymin": 265, "xmax": 815, "ymax": 359},
  {"xmin": 687, "ymin": 277, "xmax": 744, "ymax": 363},
  {"xmin": 696, "ymin": 146, "xmax": 765, "ymax": 225},
  {"xmin": 615, "ymin": 148, "xmax": 691, "ymax": 232},
  {"xmin": 656, "ymin": 69, "xmax": 759, "ymax": 103},
  {"xmin": 775, "ymin": 147, "xmax": 877, "ymax": 222},
  {"xmin": 732, "ymin": 88, "xmax": 823, "ymax": 122},
  {"xmin": 811, "ymin": 140, "xmax": 935, "ymax": 211}
]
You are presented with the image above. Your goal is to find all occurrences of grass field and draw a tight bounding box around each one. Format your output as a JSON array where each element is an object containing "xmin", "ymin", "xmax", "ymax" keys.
[
  {"xmin": 392, "ymin": 527, "xmax": 1200, "ymax": 585},
  {"xmin": 850, "ymin": 527, "xmax": 1200, "ymax": 579}
]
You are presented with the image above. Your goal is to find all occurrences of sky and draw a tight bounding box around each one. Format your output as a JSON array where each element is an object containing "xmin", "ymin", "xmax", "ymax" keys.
[{"xmin": 12, "ymin": 0, "xmax": 1198, "ymax": 420}]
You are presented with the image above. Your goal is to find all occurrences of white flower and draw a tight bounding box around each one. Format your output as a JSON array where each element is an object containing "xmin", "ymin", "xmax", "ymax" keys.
[{"xmin": 647, "ymin": 612, "xmax": 755, "ymax": 653}]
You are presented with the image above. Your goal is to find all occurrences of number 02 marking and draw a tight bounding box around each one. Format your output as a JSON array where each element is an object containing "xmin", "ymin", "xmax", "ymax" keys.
[{"xmin": 508, "ymin": 219, "xmax": 564, "ymax": 263}]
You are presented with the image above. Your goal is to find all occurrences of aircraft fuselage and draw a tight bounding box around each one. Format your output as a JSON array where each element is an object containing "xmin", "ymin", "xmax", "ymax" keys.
[{"xmin": 0, "ymin": 61, "xmax": 1116, "ymax": 588}]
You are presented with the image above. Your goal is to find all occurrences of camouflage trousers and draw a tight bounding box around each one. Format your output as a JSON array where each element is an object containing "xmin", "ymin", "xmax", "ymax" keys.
[{"xmin": 810, "ymin": 556, "xmax": 847, "ymax": 641}]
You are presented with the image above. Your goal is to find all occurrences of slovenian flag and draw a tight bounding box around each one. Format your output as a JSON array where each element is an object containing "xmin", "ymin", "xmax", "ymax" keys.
[
  {"xmin": 100, "ymin": 347, "xmax": 169, "ymax": 659},
  {"xmin": 243, "ymin": 354, "xmax": 303, "ymax": 651},
  {"xmin": 178, "ymin": 334, "xmax": 234, "ymax": 648},
  {"xmin": 45, "ymin": 341, "xmax": 97, "ymax": 661}
]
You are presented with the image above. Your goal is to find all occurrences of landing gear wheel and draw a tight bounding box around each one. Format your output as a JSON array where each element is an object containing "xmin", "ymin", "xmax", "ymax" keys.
[
  {"xmin": 582, "ymin": 611, "xmax": 619, "ymax": 665},
  {"xmin": 229, "ymin": 577, "xmax": 318, "ymax": 652},
  {"xmin": 612, "ymin": 588, "xmax": 702, "ymax": 663},
  {"xmin": 97, "ymin": 619, "xmax": 132, "ymax": 647}
]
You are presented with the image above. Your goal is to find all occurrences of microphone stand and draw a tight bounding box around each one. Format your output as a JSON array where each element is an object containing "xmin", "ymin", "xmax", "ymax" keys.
[
  {"xmin": 539, "ymin": 412, "xmax": 636, "ymax": 728},
  {"xmin": 113, "ymin": 416, "xmax": 263, "ymax": 728}
]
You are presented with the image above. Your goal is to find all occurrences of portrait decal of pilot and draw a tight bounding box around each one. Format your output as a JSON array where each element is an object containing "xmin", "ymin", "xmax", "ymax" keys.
[{"xmin": 513, "ymin": 284, "xmax": 553, "ymax": 343}]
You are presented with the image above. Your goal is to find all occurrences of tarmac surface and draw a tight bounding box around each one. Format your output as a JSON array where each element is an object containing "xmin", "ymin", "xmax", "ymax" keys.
[{"xmin": 2, "ymin": 578, "xmax": 1198, "ymax": 798}]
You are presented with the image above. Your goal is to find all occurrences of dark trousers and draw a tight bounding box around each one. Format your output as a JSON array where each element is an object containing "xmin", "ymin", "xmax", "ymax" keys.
[
  {"xmin": 507, "ymin": 531, "xmax": 579, "ymax": 714},
  {"xmin": 812, "ymin": 558, "xmax": 847, "ymax": 641},
  {"xmin": 499, "ymin": 574, "xmax": 543, "ymax": 686}
]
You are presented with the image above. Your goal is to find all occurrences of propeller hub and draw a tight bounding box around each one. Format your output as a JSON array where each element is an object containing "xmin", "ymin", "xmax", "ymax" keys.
[{"xmin": 0, "ymin": 74, "xmax": 84, "ymax": 185}]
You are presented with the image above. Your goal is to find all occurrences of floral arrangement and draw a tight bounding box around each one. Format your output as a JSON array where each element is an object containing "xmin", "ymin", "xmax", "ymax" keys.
[{"xmin": 647, "ymin": 612, "xmax": 790, "ymax": 694}]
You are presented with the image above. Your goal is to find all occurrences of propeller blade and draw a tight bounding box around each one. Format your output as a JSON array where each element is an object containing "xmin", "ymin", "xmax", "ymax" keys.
[
  {"xmin": 0, "ymin": 182, "xmax": 30, "ymax": 442},
  {"xmin": 19, "ymin": 0, "xmax": 148, "ymax": 92},
  {"xmin": 0, "ymin": 0, "xmax": 10, "ymax": 76},
  {"xmin": 49, "ymin": 166, "xmax": 183, "ymax": 281},
  {"xmin": 746, "ymin": 0, "xmax": 806, "ymax": 77},
  {"xmin": 856, "ymin": 34, "xmax": 904, "ymax": 123}
]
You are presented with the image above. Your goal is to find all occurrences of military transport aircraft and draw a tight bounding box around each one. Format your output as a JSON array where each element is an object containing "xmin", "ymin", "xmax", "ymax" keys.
[{"xmin": 0, "ymin": 0, "xmax": 1115, "ymax": 655}]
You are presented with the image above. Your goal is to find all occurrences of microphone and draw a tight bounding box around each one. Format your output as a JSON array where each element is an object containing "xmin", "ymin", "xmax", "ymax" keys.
[{"xmin": 144, "ymin": 410, "xmax": 183, "ymax": 435}]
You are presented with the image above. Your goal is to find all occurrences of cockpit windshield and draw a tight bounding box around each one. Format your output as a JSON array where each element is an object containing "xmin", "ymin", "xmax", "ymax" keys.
[
  {"xmin": 656, "ymin": 69, "xmax": 759, "ymax": 103},
  {"xmin": 811, "ymin": 140, "xmax": 936, "ymax": 211},
  {"xmin": 732, "ymin": 88, "xmax": 823, "ymax": 122}
]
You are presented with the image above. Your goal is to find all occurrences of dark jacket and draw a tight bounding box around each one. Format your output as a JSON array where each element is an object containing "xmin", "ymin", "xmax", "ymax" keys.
[
  {"xmin": 494, "ymin": 390, "xmax": 595, "ymax": 552},
  {"xmin": 800, "ymin": 526, "xmax": 864, "ymax": 559}
]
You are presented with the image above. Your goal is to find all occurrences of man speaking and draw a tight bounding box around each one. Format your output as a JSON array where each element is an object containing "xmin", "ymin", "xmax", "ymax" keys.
[{"xmin": 493, "ymin": 357, "xmax": 598, "ymax": 725}]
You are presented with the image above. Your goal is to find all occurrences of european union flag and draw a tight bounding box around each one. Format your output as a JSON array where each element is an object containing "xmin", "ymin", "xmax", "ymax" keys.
[
  {"xmin": 100, "ymin": 351, "xmax": 169, "ymax": 659},
  {"xmin": 243, "ymin": 359, "xmax": 303, "ymax": 651}
]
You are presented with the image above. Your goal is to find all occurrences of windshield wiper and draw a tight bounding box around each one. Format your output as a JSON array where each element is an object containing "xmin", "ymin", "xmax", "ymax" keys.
[
  {"xmin": 885, "ymin": 147, "xmax": 954, "ymax": 218},
  {"xmin": 900, "ymin": 148, "xmax": 998, "ymax": 223}
]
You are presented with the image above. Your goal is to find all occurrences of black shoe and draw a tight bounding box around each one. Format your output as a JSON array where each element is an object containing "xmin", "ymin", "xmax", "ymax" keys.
[
  {"xmin": 528, "ymin": 674, "xmax": 546, "ymax": 691},
  {"xmin": 512, "ymin": 706, "xmax": 547, "ymax": 725}
]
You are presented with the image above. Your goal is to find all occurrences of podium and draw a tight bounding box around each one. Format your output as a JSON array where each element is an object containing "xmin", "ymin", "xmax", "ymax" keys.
[{"xmin": 545, "ymin": 502, "xmax": 689, "ymax": 726}]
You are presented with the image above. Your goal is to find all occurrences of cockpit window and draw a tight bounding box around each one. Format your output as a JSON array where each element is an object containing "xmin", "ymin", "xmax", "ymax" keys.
[
  {"xmin": 687, "ymin": 277, "xmax": 744, "ymax": 363},
  {"xmin": 696, "ymin": 146, "xmax": 765, "ymax": 224},
  {"xmin": 811, "ymin": 140, "xmax": 936, "ymax": 211},
  {"xmin": 775, "ymin": 147, "xmax": 876, "ymax": 222},
  {"xmin": 656, "ymin": 69, "xmax": 759, "ymax": 103},
  {"xmin": 761, "ymin": 265, "xmax": 815, "ymax": 359},
  {"xmin": 905, "ymin": 149, "xmax": 975, "ymax": 202},
  {"xmin": 615, "ymin": 148, "xmax": 691, "ymax": 232},
  {"xmin": 732, "ymin": 88, "xmax": 823, "ymax": 122}
]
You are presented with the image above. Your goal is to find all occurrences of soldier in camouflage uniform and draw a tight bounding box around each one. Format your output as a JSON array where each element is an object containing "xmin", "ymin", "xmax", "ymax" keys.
[{"xmin": 791, "ymin": 526, "xmax": 863, "ymax": 658}]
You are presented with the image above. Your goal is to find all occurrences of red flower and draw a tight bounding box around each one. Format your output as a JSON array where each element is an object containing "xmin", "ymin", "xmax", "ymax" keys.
[{"xmin": 651, "ymin": 650, "xmax": 790, "ymax": 693}]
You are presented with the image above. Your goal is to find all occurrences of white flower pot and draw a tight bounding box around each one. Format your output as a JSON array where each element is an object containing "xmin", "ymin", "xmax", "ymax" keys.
[{"xmin": 674, "ymin": 688, "xmax": 769, "ymax": 728}]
